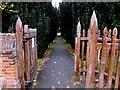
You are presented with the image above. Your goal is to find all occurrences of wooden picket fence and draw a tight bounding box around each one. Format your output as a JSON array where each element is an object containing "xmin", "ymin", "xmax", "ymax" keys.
[{"xmin": 74, "ymin": 11, "xmax": 120, "ymax": 88}]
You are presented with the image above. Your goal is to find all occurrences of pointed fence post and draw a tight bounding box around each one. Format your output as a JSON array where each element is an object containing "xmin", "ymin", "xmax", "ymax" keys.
[
  {"xmin": 107, "ymin": 27, "xmax": 117, "ymax": 88},
  {"xmin": 16, "ymin": 17, "xmax": 25, "ymax": 87},
  {"xmin": 108, "ymin": 29, "xmax": 112, "ymax": 38},
  {"xmin": 86, "ymin": 29, "xmax": 91, "ymax": 70},
  {"xmin": 24, "ymin": 25, "xmax": 30, "ymax": 83},
  {"xmin": 81, "ymin": 29, "xmax": 85, "ymax": 69},
  {"xmin": 98, "ymin": 27, "xmax": 108, "ymax": 88},
  {"xmin": 114, "ymin": 47, "xmax": 120, "ymax": 88},
  {"xmin": 74, "ymin": 21, "xmax": 81, "ymax": 77},
  {"xmin": 85, "ymin": 11, "xmax": 99, "ymax": 88}
]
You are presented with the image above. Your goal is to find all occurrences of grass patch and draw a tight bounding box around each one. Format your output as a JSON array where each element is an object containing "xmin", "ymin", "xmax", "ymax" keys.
[
  {"xmin": 63, "ymin": 39, "xmax": 66, "ymax": 43},
  {"xmin": 62, "ymin": 38, "xmax": 71, "ymax": 47},
  {"xmin": 34, "ymin": 81, "xmax": 40, "ymax": 86},
  {"xmin": 65, "ymin": 43, "xmax": 71, "ymax": 47},
  {"xmin": 37, "ymin": 58, "xmax": 44, "ymax": 66},
  {"xmin": 48, "ymin": 43, "xmax": 55, "ymax": 48},
  {"xmin": 62, "ymin": 38, "xmax": 74, "ymax": 55},
  {"xmin": 44, "ymin": 49, "xmax": 53, "ymax": 56},
  {"xmin": 44, "ymin": 43, "xmax": 54, "ymax": 56},
  {"xmin": 37, "ymin": 42, "xmax": 54, "ymax": 68}
]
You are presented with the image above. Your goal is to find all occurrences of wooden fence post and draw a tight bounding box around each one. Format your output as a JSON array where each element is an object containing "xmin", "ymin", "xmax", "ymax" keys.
[
  {"xmin": 16, "ymin": 17, "xmax": 25, "ymax": 87},
  {"xmin": 81, "ymin": 29, "xmax": 85, "ymax": 69},
  {"xmin": 114, "ymin": 48, "xmax": 120, "ymax": 88},
  {"xmin": 98, "ymin": 27, "xmax": 108, "ymax": 88},
  {"xmin": 85, "ymin": 11, "xmax": 98, "ymax": 88},
  {"xmin": 24, "ymin": 25, "xmax": 30, "ymax": 83},
  {"xmin": 74, "ymin": 21, "xmax": 81, "ymax": 77},
  {"xmin": 107, "ymin": 27, "xmax": 117, "ymax": 88},
  {"xmin": 108, "ymin": 29, "xmax": 112, "ymax": 38},
  {"xmin": 86, "ymin": 29, "xmax": 91, "ymax": 70}
]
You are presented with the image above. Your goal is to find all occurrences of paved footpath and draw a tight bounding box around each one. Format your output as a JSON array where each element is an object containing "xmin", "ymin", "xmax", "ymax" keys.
[{"xmin": 34, "ymin": 37, "xmax": 85, "ymax": 88}]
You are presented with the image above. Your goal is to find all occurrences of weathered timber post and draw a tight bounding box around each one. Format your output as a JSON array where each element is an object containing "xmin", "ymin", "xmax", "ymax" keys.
[
  {"xmin": 85, "ymin": 11, "xmax": 98, "ymax": 88},
  {"xmin": 86, "ymin": 29, "xmax": 91, "ymax": 70},
  {"xmin": 23, "ymin": 25, "xmax": 30, "ymax": 84},
  {"xmin": 114, "ymin": 45, "xmax": 120, "ymax": 88},
  {"xmin": 74, "ymin": 21, "xmax": 81, "ymax": 77},
  {"xmin": 16, "ymin": 17, "xmax": 25, "ymax": 87},
  {"xmin": 98, "ymin": 27, "xmax": 108, "ymax": 88},
  {"xmin": 107, "ymin": 28, "xmax": 117, "ymax": 88},
  {"xmin": 81, "ymin": 29, "xmax": 85, "ymax": 69},
  {"xmin": 108, "ymin": 29, "xmax": 112, "ymax": 38}
]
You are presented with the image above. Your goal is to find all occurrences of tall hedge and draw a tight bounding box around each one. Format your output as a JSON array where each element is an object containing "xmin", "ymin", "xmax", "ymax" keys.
[
  {"xmin": 59, "ymin": 2, "xmax": 120, "ymax": 48},
  {"xmin": 2, "ymin": 2, "xmax": 59, "ymax": 57}
]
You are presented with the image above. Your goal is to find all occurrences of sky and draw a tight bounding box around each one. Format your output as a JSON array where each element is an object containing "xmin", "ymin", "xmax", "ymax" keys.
[{"xmin": 52, "ymin": 0, "xmax": 62, "ymax": 8}]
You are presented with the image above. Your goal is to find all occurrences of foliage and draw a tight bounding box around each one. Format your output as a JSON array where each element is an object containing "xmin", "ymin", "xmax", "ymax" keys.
[
  {"xmin": 1, "ymin": 2, "xmax": 59, "ymax": 57},
  {"xmin": 59, "ymin": 2, "xmax": 120, "ymax": 48}
]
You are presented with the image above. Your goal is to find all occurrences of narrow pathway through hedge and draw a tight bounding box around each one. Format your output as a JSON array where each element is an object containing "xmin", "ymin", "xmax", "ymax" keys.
[{"xmin": 34, "ymin": 37, "xmax": 85, "ymax": 88}]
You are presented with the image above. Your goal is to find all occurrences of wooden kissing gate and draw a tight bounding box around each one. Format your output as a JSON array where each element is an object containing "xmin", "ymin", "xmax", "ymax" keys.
[
  {"xmin": 16, "ymin": 17, "xmax": 37, "ymax": 87},
  {"xmin": 0, "ymin": 17, "xmax": 37, "ymax": 88},
  {"xmin": 74, "ymin": 11, "xmax": 120, "ymax": 88}
]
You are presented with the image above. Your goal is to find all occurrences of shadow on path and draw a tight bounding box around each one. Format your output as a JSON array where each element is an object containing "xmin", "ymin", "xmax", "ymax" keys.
[{"xmin": 34, "ymin": 37, "xmax": 85, "ymax": 88}]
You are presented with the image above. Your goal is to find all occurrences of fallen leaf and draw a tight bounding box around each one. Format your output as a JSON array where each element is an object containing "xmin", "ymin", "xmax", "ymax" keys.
[
  {"xmin": 70, "ymin": 80, "xmax": 72, "ymax": 83},
  {"xmin": 66, "ymin": 86, "xmax": 69, "ymax": 88},
  {"xmin": 58, "ymin": 72, "xmax": 61, "ymax": 75},
  {"xmin": 52, "ymin": 74, "xmax": 55, "ymax": 76},
  {"xmin": 76, "ymin": 81, "xmax": 80, "ymax": 85},
  {"xmin": 62, "ymin": 74, "xmax": 64, "ymax": 76},
  {"xmin": 66, "ymin": 81, "xmax": 69, "ymax": 83},
  {"xmin": 33, "ymin": 80, "xmax": 36, "ymax": 82},
  {"xmin": 103, "ymin": 86, "xmax": 107, "ymax": 88},
  {"xmin": 80, "ymin": 76, "xmax": 83, "ymax": 80},
  {"xmin": 58, "ymin": 81, "xmax": 60, "ymax": 85},
  {"xmin": 73, "ymin": 82, "xmax": 76, "ymax": 85},
  {"xmin": 95, "ymin": 83, "xmax": 98, "ymax": 88},
  {"xmin": 52, "ymin": 70, "xmax": 54, "ymax": 72},
  {"xmin": 38, "ymin": 68, "xmax": 41, "ymax": 70},
  {"xmin": 54, "ymin": 62, "xmax": 56, "ymax": 64},
  {"xmin": 57, "ymin": 78, "xmax": 59, "ymax": 80},
  {"xmin": 44, "ymin": 78, "xmax": 46, "ymax": 80},
  {"xmin": 51, "ymin": 85, "xmax": 55, "ymax": 88}
]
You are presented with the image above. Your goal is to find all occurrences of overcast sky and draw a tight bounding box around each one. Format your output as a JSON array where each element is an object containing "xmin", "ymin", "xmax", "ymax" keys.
[{"xmin": 52, "ymin": 0, "xmax": 62, "ymax": 8}]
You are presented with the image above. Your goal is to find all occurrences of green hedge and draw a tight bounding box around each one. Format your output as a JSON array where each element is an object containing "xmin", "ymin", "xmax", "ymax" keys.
[
  {"xmin": 59, "ymin": 2, "xmax": 120, "ymax": 48},
  {"xmin": 2, "ymin": 2, "xmax": 59, "ymax": 57}
]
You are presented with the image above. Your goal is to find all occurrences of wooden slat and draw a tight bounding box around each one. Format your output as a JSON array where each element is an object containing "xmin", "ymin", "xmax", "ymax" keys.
[
  {"xmin": 81, "ymin": 29, "xmax": 85, "ymax": 69},
  {"xmin": 97, "ymin": 43, "xmax": 120, "ymax": 50},
  {"xmin": 85, "ymin": 11, "xmax": 98, "ymax": 88},
  {"xmin": 34, "ymin": 29, "xmax": 37, "ymax": 78},
  {"xmin": 108, "ymin": 29, "xmax": 112, "ymax": 38},
  {"xmin": 98, "ymin": 27, "xmax": 108, "ymax": 88},
  {"xmin": 86, "ymin": 29, "xmax": 90, "ymax": 70},
  {"xmin": 16, "ymin": 17, "xmax": 25, "ymax": 87},
  {"xmin": 80, "ymin": 37, "xmax": 120, "ymax": 43},
  {"xmin": 107, "ymin": 27, "xmax": 117, "ymax": 88},
  {"xmin": 74, "ymin": 21, "xmax": 81, "ymax": 77},
  {"xmin": 114, "ymin": 49, "xmax": 120, "ymax": 88},
  {"xmin": 24, "ymin": 25, "xmax": 30, "ymax": 82},
  {"xmin": 98, "ymin": 30, "xmax": 100, "ymax": 37},
  {"xmin": 80, "ymin": 68, "xmax": 116, "ymax": 80},
  {"xmin": 28, "ymin": 28, "xmax": 37, "ymax": 81},
  {"xmin": 86, "ymin": 29, "xmax": 90, "ymax": 68}
]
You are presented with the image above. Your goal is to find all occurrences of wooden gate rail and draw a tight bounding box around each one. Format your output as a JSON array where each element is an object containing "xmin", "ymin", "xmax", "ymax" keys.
[
  {"xmin": 74, "ymin": 11, "xmax": 120, "ymax": 88},
  {"xmin": 80, "ymin": 37, "xmax": 120, "ymax": 43}
]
